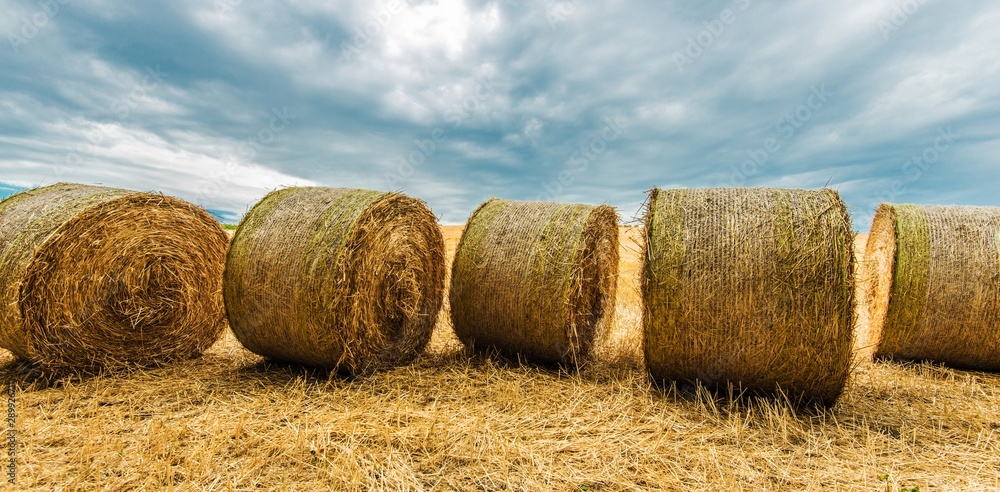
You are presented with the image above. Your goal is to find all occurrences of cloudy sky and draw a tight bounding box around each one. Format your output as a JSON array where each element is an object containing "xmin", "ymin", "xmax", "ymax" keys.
[{"xmin": 1, "ymin": 0, "xmax": 997, "ymax": 227}]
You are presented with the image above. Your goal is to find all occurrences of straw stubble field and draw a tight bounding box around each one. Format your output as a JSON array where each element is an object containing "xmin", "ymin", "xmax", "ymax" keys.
[{"xmin": 0, "ymin": 227, "xmax": 998, "ymax": 491}]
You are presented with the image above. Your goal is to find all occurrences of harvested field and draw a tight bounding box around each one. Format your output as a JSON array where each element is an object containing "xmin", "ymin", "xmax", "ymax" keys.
[{"xmin": 1, "ymin": 226, "xmax": 998, "ymax": 490}]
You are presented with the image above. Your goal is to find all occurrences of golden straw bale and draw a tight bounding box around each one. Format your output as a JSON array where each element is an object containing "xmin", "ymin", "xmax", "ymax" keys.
[
  {"xmin": 449, "ymin": 199, "xmax": 619, "ymax": 366},
  {"xmin": 224, "ymin": 187, "xmax": 446, "ymax": 374},
  {"xmin": 0, "ymin": 183, "xmax": 229, "ymax": 372},
  {"xmin": 643, "ymin": 188, "xmax": 855, "ymax": 406},
  {"xmin": 863, "ymin": 203, "xmax": 1000, "ymax": 370}
]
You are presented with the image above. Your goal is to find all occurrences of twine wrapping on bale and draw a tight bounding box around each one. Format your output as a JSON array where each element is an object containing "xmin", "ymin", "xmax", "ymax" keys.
[
  {"xmin": 224, "ymin": 187, "xmax": 446, "ymax": 375},
  {"xmin": 863, "ymin": 204, "xmax": 1000, "ymax": 370},
  {"xmin": 0, "ymin": 183, "xmax": 229, "ymax": 372},
  {"xmin": 449, "ymin": 199, "xmax": 619, "ymax": 366},
  {"xmin": 643, "ymin": 188, "xmax": 855, "ymax": 406}
]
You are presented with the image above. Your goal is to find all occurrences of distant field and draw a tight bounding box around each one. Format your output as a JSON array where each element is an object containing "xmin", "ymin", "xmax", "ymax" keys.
[{"xmin": 0, "ymin": 228, "xmax": 997, "ymax": 490}]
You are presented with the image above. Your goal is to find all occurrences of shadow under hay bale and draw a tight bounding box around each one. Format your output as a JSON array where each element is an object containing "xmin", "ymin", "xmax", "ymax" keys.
[
  {"xmin": 0, "ymin": 183, "xmax": 229, "ymax": 373},
  {"xmin": 449, "ymin": 199, "xmax": 619, "ymax": 367},
  {"xmin": 643, "ymin": 188, "xmax": 856, "ymax": 407},
  {"xmin": 224, "ymin": 187, "xmax": 446, "ymax": 375},
  {"xmin": 862, "ymin": 204, "xmax": 1000, "ymax": 371}
]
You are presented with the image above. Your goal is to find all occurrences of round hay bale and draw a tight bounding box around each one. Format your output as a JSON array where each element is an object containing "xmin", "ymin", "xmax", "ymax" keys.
[
  {"xmin": 862, "ymin": 204, "xmax": 1000, "ymax": 370},
  {"xmin": 643, "ymin": 188, "xmax": 855, "ymax": 406},
  {"xmin": 449, "ymin": 199, "xmax": 619, "ymax": 366},
  {"xmin": 0, "ymin": 183, "xmax": 229, "ymax": 371},
  {"xmin": 224, "ymin": 187, "xmax": 446, "ymax": 374}
]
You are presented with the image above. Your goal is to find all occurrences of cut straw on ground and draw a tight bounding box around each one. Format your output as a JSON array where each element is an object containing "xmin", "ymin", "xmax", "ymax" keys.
[{"xmin": 0, "ymin": 224, "xmax": 997, "ymax": 490}]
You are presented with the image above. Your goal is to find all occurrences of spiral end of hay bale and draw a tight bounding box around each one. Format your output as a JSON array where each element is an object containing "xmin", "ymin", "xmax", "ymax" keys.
[
  {"xmin": 224, "ymin": 187, "xmax": 446, "ymax": 375},
  {"xmin": 0, "ymin": 183, "xmax": 229, "ymax": 372},
  {"xmin": 449, "ymin": 199, "xmax": 619, "ymax": 367},
  {"xmin": 866, "ymin": 203, "xmax": 1000, "ymax": 370},
  {"xmin": 857, "ymin": 204, "xmax": 899, "ymax": 361},
  {"xmin": 642, "ymin": 188, "xmax": 855, "ymax": 407}
]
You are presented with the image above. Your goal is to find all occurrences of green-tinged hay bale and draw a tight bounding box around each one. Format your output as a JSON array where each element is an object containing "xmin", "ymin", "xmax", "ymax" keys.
[
  {"xmin": 224, "ymin": 187, "xmax": 446, "ymax": 375},
  {"xmin": 449, "ymin": 199, "xmax": 619, "ymax": 366},
  {"xmin": 863, "ymin": 204, "xmax": 1000, "ymax": 370},
  {"xmin": 0, "ymin": 183, "xmax": 229, "ymax": 372},
  {"xmin": 643, "ymin": 188, "xmax": 855, "ymax": 406}
]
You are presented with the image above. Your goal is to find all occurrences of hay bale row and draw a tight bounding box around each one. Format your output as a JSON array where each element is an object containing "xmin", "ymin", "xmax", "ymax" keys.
[
  {"xmin": 862, "ymin": 204, "xmax": 1000, "ymax": 370},
  {"xmin": 223, "ymin": 187, "xmax": 446, "ymax": 375},
  {"xmin": 449, "ymin": 199, "xmax": 619, "ymax": 366},
  {"xmin": 7, "ymin": 182, "xmax": 994, "ymax": 392},
  {"xmin": 0, "ymin": 183, "xmax": 229, "ymax": 372},
  {"xmin": 643, "ymin": 188, "xmax": 856, "ymax": 406}
]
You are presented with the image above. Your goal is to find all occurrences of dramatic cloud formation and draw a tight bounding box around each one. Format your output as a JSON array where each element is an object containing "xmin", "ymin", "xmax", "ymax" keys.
[{"xmin": 2, "ymin": 0, "xmax": 998, "ymax": 226}]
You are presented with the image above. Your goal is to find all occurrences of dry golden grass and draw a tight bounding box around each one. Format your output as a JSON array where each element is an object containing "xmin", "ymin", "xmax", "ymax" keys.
[{"xmin": 0, "ymin": 226, "xmax": 998, "ymax": 491}]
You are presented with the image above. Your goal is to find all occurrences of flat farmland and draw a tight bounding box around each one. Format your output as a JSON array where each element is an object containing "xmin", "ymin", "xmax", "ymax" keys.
[{"xmin": 0, "ymin": 228, "xmax": 997, "ymax": 491}]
